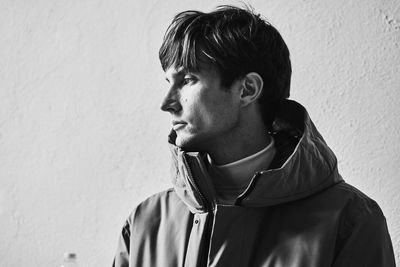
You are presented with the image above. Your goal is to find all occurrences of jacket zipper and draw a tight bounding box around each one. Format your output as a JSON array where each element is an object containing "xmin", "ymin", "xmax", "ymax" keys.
[
  {"xmin": 182, "ymin": 153, "xmax": 214, "ymax": 267},
  {"xmin": 182, "ymin": 153, "xmax": 210, "ymax": 211}
]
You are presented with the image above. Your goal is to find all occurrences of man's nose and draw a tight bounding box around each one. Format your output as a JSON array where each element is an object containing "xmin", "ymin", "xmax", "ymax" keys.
[{"xmin": 160, "ymin": 87, "xmax": 181, "ymax": 113}]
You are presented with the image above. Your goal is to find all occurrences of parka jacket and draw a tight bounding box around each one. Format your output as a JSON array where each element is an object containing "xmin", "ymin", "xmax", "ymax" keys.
[{"xmin": 113, "ymin": 100, "xmax": 395, "ymax": 267}]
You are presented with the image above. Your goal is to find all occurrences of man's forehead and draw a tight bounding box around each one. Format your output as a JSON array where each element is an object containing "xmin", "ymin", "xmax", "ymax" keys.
[{"xmin": 165, "ymin": 66, "xmax": 187, "ymax": 77}]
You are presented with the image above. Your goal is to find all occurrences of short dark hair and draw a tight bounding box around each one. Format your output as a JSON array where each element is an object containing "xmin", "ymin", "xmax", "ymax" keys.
[{"xmin": 159, "ymin": 5, "xmax": 291, "ymax": 130}]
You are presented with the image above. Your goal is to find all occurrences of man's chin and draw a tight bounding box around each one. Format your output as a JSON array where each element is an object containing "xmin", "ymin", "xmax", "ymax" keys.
[{"xmin": 175, "ymin": 135, "xmax": 203, "ymax": 152}]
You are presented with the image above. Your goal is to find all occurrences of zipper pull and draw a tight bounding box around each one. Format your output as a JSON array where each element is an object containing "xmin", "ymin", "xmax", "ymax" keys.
[{"xmin": 234, "ymin": 172, "xmax": 262, "ymax": 206}]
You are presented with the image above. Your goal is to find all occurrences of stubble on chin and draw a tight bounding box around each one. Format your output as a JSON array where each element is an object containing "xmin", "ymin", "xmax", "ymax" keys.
[
  {"xmin": 175, "ymin": 135, "xmax": 195, "ymax": 151},
  {"xmin": 175, "ymin": 132, "xmax": 205, "ymax": 152}
]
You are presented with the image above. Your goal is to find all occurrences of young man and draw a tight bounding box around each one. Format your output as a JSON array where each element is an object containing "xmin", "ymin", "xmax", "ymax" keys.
[{"xmin": 113, "ymin": 6, "xmax": 395, "ymax": 267}]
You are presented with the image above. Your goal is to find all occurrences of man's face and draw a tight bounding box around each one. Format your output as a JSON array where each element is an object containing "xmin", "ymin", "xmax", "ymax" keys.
[{"xmin": 161, "ymin": 65, "xmax": 242, "ymax": 151}]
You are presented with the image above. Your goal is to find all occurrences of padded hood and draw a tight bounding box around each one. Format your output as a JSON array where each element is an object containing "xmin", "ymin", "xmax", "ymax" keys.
[{"xmin": 168, "ymin": 100, "xmax": 343, "ymax": 213}]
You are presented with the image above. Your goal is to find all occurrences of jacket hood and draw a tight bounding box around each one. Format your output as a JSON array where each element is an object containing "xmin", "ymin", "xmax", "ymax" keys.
[{"xmin": 168, "ymin": 100, "xmax": 343, "ymax": 213}]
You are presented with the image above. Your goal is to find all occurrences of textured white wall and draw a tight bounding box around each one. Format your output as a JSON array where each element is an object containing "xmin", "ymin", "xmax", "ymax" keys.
[{"xmin": 0, "ymin": 0, "xmax": 399, "ymax": 266}]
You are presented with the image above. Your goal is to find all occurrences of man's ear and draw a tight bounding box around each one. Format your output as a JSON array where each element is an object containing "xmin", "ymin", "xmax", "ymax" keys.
[{"xmin": 240, "ymin": 72, "xmax": 264, "ymax": 107}]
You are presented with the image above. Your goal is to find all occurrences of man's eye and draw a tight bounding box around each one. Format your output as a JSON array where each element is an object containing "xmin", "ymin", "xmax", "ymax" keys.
[{"xmin": 182, "ymin": 77, "xmax": 197, "ymax": 85}]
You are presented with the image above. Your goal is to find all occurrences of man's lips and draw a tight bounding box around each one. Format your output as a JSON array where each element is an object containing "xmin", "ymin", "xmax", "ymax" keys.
[
  {"xmin": 172, "ymin": 121, "xmax": 186, "ymax": 130},
  {"xmin": 172, "ymin": 121, "xmax": 186, "ymax": 126}
]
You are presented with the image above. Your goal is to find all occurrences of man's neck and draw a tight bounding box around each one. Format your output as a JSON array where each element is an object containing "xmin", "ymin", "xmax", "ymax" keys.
[{"xmin": 207, "ymin": 130, "xmax": 272, "ymax": 165}]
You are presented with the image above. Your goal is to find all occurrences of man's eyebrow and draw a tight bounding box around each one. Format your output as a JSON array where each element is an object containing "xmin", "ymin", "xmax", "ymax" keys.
[
  {"xmin": 165, "ymin": 69, "xmax": 188, "ymax": 82},
  {"xmin": 174, "ymin": 69, "xmax": 188, "ymax": 76}
]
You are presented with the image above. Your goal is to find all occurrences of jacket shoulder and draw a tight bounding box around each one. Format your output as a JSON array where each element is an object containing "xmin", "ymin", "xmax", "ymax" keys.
[
  {"xmin": 333, "ymin": 181, "xmax": 384, "ymax": 219},
  {"xmin": 331, "ymin": 182, "xmax": 395, "ymax": 266},
  {"xmin": 126, "ymin": 188, "xmax": 188, "ymax": 227},
  {"xmin": 332, "ymin": 181, "xmax": 389, "ymax": 244},
  {"xmin": 113, "ymin": 189, "xmax": 188, "ymax": 266}
]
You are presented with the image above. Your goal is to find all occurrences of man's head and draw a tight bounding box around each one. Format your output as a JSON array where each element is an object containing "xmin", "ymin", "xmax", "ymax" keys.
[{"xmin": 159, "ymin": 5, "xmax": 291, "ymax": 152}]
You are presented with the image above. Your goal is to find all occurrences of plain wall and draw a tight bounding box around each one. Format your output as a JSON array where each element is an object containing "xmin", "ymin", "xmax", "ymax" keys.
[{"xmin": 0, "ymin": 0, "xmax": 399, "ymax": 266}]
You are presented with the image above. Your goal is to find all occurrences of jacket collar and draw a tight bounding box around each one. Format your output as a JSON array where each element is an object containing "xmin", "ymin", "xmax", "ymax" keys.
[{"xmin": 168, "ymin": 100, "xmax": 343, "ymax": 213}]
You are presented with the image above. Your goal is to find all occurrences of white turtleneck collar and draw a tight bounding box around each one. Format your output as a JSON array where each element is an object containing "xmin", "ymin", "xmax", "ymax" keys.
[{"xmin": 207, "ymin": 136, "xmax": 276, "ymax": 205}]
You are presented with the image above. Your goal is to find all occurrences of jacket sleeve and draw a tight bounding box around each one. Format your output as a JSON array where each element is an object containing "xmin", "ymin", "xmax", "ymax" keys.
[
  {"xmin": 112, "ymin": 219, "xmax": 131, "ymax": 267},
  {"xmin": 332, "ymin": 202, "xmax": 396, "ymax": 267}
]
